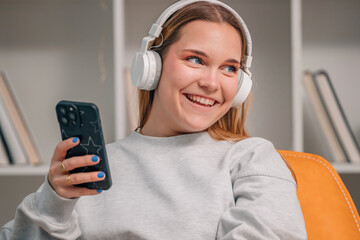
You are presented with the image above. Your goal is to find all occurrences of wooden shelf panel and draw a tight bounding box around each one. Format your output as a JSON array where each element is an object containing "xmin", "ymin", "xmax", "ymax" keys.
[
  {"xmin": 332, "ymin": 163, "xmax": 360, "ymax": 174},
  {"xmin": 0, "ymin": 165, "xmax": 49, "ymax": 176}
]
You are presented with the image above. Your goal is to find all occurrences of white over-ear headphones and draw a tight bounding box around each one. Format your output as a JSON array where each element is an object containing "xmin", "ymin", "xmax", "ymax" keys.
[{"xmin": 131, "ymin": 0, "xmax": 253, "ymax": 107}]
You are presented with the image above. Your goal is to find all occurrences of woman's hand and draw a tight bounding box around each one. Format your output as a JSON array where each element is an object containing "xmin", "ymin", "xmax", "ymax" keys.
[{"xmin": 47, "ymin": 137, "xmax": 105, "ymax": 199}]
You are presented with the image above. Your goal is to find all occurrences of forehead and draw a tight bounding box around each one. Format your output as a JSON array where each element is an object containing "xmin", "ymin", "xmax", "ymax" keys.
[{"xmin": 173, "ymin": 20, "xmax": 242, "ymax": 58}]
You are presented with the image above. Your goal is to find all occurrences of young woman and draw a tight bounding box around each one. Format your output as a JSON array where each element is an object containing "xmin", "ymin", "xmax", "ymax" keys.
[{"xmin": 1, "ymin": 1, "xmax": 307, "ymax": 239}]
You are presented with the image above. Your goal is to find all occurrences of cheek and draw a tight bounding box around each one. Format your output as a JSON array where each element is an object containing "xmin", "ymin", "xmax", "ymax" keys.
[
  {"xmin": 160, "ymin": 59, "xmax": 194, "ymax": 89},
  {"xmin": 156, "ymin": 60, "xmax": 184, "ymax": 104},
  {"xmin": 222, "ymin": 78, "xmax": 239, "ymax": 102}
]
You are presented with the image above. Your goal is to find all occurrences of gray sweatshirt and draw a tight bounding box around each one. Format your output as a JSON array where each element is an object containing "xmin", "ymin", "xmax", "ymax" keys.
[{"xmin": 1, "ymin": 131, "xmax": 307, "ymax": 239}]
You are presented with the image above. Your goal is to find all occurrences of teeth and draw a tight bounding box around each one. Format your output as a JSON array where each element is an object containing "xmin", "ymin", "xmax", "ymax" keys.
[{"xmin": 187, "ymin": 94, "xmax": 215, "ymax": 106}]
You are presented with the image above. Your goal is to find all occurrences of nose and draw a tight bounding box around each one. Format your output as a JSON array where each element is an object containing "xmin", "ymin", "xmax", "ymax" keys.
[{"xmin": 198, "ymin": 68, "xmax": 219, "ymax": 92}]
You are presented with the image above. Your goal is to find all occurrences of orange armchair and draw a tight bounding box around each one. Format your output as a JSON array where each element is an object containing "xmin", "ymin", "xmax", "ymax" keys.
[{"xmin": 279, "ymin": 150, "xmax": 360, "ymax": 240}]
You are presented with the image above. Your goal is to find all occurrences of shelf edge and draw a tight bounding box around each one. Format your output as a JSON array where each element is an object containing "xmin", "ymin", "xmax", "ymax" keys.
[
  {"xmin": 332, "ymin": 163, "xmax": 360, "ymax": 174},
  {"xmin": 0, "ymin": 165, "xmax": 49, "ymax": 176}
]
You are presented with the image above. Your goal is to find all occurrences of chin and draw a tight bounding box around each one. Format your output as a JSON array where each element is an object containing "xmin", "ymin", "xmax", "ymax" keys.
[{"xmin": 179, "ymin": 119, "xmax": 214, "ymax": 133}]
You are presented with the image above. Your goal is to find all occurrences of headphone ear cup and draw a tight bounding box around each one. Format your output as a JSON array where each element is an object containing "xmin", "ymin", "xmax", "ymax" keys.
[
  {"xmin": 232, "ymin": 69, "xmax": 252, "ymax": 107},
  {"xmin": 131, "ymin": 50, "xmax": 162, "ymax": 91},
  {"xmin": 147, "ymin": 51, "xmax": 162, "ymax": 90}
]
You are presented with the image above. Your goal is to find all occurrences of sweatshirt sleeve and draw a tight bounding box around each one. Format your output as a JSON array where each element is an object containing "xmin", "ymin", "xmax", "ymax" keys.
[
  {"xmin": 1, "ymin": 179, "xmax": 81, "ymax": 240},
  {"xmin": 216, "ymin": 138, "xmax": 307, "ymax": 240}
]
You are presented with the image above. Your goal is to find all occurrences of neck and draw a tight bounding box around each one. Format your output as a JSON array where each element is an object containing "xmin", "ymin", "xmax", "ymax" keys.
[{"xmin": 141, "ymin": 121, "xmax": 180, "ymax": 137}]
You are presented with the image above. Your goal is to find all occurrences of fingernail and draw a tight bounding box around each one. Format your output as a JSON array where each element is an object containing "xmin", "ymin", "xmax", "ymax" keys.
[
  {"xmin": 97, "ymin": 172, "xmax": 105, "ymax": 178},
  {"xmin": 72, "ymin": 137, "xmax": 79, "ymax": 143},
  {"xmin": 97, "ymin": 189, "xmax": 103, "ymax": 193},
  {"xmin": 92, "ymin": 156, "xmax": 99, "ymax": 162}
]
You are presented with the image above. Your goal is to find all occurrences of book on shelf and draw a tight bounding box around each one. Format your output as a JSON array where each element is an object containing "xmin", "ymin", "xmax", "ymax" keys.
[
  {"xmin": 310, "ymin": 70, "xmax": 360, "ymax": 164},
  {"xmin": 0, "ymin": 123, "xmax": 14, "ymax": 165},
  {"xmin": 303, "ymin": 71, "xmax": 347, "ymax": 163},
  {"xmin": 0, "ymin": 140, "xmax": 10, "ymax": 166},
  {"xmin": 0, "ymin": 72, "xmax": 42, "ymax": 165},
  {"xmin": 0, "ymin": 93, "xmax": 28, "ymax": 165}
]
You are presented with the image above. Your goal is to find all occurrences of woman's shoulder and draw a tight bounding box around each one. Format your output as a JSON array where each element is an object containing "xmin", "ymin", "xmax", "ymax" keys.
[
  {"xmin": 215, "ymin": 136, "xmax": 273, "ymax": 156},
  {"xmin": 232, "ymin": 136, "xmax": 272, "ymax": 148},
  {"xmin": 227, "ymin": 136, "xmax": 277, "ymax": 155},
  {"xmin": 226, "ymin": 137, "xmax": 295, "ymax": 185}
]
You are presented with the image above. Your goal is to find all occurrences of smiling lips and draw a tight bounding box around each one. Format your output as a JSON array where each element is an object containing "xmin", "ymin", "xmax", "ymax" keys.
[{"xmin": 185, "ymin": 94, "xmax": 217, "ymax": 107}]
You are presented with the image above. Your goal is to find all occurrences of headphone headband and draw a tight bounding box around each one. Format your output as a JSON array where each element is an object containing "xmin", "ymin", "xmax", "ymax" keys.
[{"xmin": 145, "ymin": 0, "xmax": 253, "ymax": 69}]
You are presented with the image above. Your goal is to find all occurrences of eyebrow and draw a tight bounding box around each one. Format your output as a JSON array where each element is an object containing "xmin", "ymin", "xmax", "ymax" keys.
[{"xmin": 183, "ymin": 49, "xmax": 241, "ymax": 65}]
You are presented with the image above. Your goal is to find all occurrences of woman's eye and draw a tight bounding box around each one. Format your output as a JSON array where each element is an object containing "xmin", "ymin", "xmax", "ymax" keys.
[
  {"xmin": 187, "ymin": 56, "xmax": 202, "ymax": 65},
  {"xmin": 224, "ymin": 65, "xmax": 237, "ymax": 73}
]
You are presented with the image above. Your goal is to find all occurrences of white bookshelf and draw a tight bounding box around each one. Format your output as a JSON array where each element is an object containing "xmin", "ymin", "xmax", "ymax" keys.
[
  {"xmin": 302, "ymin": 0, "xmax": 360, "ymax": 170},
  {"xmin": 0, "ymin": 0, "xmax": 121, "ymax": 174}
]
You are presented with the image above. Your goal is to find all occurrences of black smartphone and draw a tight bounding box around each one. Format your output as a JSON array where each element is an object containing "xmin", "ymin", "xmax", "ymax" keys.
[{"xmin": 55, "ymin": 100, "xmax": 112, "ymax": 190}]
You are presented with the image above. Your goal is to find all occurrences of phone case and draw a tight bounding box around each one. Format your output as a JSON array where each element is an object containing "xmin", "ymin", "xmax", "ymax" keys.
[{"xmin": 56, "ymin": 100, "xmax": 112, "ymax": 190}]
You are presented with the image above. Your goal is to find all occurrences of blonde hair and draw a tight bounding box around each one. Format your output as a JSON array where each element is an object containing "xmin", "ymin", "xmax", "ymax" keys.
[{"xmin": 137, "ymin": 1, "xmax": 252, "ymax": 141}]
